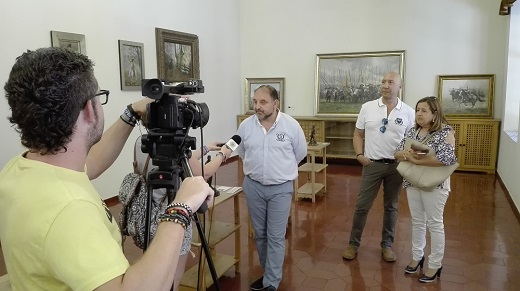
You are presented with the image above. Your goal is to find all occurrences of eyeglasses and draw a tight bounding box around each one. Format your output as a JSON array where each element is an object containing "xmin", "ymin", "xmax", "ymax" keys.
[
  {"xmin": 380, "ymin": 118, "xmax": 388, "ymax": 133},
  {"xmin": 91, "ymin": 90, "xmax": 110, "ymax": 105}
]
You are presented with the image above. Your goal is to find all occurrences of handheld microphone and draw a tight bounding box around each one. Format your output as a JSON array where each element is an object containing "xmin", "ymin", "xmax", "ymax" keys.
[{"xmin": 223, "ymin": 135, "xmax": 241, "ymax": 152}]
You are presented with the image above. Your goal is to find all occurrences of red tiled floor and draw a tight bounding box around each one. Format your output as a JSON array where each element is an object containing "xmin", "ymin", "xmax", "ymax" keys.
[{"xmin": 2, "ymin": 161, "xmax": 520, "ymax": 291}]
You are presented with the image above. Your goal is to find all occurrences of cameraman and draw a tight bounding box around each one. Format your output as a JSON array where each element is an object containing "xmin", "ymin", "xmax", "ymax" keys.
[{"xmin": 0, "ymin": 47, "xmax": 214, "ymax": 291}]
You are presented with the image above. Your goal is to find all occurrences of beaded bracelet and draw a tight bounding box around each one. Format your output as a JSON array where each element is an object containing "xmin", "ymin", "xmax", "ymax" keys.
[
  {"xmin": 157, "ymin": 212, "xmax": 190, "ymax": 230},
  {"xmin": 165, "ymin": 207, "xmax": 190, "ymax": 219},
  {"xmin": 166, "ymin": 202, "xmax": 193, "ymax": 216}
]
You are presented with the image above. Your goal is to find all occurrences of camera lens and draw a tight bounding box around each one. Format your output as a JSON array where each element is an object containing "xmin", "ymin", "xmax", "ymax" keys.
[{"xmin": 151, "ymin": 84, "xmax": 161, "ymax": 93}]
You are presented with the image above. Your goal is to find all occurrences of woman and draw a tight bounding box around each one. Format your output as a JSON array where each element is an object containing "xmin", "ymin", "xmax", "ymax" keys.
[{"xmin": 394, "ymin": 96, "xmax": 457, "ymax": 283}]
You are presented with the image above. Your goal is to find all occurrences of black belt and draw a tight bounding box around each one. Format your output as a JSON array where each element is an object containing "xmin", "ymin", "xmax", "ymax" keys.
[{"xmin": 371, "ymin": 158, "xmax": 397, "ymax": 164}]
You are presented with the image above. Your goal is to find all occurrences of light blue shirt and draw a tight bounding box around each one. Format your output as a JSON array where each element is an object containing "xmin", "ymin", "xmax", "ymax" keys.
[{"xmin": 236, "ymin": 112, "xmax": 307, "ymax": 185}]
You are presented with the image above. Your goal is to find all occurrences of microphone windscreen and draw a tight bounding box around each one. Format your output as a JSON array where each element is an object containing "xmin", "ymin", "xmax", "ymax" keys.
[{"xmin": 225, "ymin": 135, "xmax": 241, "ymax": 151}]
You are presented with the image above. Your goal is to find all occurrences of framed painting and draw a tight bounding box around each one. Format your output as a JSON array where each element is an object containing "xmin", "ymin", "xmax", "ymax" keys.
[
  {"xmin": 155, "ymin": 28, "xmax": 199, "ymax": 83},
  {"xmin": 244, "ymin": 78, "xmax": 285, "ymax": 114},
  {"xmin": 50, "ymin": 31, "xmax": 86, "ymax": 55},
  {"xmin": 118, "ymin": 40, "xmax": 144, "ymax": 91},
  {"xmin": 315, "ymin": 50, "xmax": 405, "ymax": 117},
  {"xmin": 437, "ymin": 74, "xmax": 495, "ymax": 118}
]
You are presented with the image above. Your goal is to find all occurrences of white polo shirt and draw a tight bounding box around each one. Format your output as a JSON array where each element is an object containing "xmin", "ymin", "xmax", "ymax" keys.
[{"xmin": 356, "ymin": 97, "xmax": 415, "ymax": 160}]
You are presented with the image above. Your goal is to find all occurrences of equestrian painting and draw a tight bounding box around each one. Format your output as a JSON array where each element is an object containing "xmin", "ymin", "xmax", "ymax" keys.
[
  {"xmin": 315, "ymin": 51, "xmax": 405, "ymax": 117},
  {"xmin": 437, "ymin": 75, "xmax": 495, "ymax": 118}
]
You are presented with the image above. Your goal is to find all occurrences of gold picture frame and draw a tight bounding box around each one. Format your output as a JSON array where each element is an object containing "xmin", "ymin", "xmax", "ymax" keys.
[
  {"xmin": 315, "ymin": 50, "xmax": 405, "ymax": 117},
  {"xmin": 50, "ymin": 31, "xmax": 86, "ymax": 55},
  {"xmin": 437, "ymin": 74, "xmax": 495, "ymax": 118},
  {"xmin": 118, "ymin": 40, "xmax": 144, "ymax": 91},
  {"xmin": 244, "ymin": 78, "xmax": 285, "ymax": 114},
  {"xmin": 155, "ymin": 28, "xmax": 199, "ymax": 83}
]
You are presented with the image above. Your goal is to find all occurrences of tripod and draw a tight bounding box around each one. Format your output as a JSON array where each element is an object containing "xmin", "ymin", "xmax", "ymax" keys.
[{"xmin": 142, "ymin": 132, "xmax": 221, "ymax": 291}]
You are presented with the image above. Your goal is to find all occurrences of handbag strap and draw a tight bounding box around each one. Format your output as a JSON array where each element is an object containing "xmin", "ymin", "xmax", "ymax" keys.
[{"xmin": 419, "ymin": 131, "xmax": 436, "ymax": 145}]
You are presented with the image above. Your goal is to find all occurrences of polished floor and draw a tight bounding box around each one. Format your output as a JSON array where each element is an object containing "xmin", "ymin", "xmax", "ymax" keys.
[{"xmin": 1, "ymin": 161, "xmax": 520, "ymax": 290}]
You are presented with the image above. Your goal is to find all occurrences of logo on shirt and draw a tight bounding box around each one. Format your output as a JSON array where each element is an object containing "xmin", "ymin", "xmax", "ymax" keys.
[
  {"xmin": 395, "ymin": 118, "xmax": 403, "ymax": 125},
  {"xmin": 276, "ymin": 133, "xmax": 286, "ymax": 142}
]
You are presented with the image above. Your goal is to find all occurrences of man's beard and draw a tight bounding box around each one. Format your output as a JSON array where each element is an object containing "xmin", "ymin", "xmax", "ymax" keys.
[
  {"xmin": 256, "ymin": 110, "xmax": 273, "ymax": 121},
  {"xmin": 86, "ymin": 108, "xmax": 104, "ymax": 150}
]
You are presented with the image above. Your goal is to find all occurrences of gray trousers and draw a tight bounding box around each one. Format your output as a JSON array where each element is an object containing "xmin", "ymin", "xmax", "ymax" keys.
[
  {"xmin": 243, "ymin": 176, "xmax": 293, "ymax": 289},
  {"xmin": 349, "ymin": 161, "xmax": 402, "ymax": 248}
]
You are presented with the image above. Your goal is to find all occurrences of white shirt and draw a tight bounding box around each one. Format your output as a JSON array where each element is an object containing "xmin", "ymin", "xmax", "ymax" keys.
[{"xmin": 356, "ymin": 97, "xmax": 415, "ymax": 160}]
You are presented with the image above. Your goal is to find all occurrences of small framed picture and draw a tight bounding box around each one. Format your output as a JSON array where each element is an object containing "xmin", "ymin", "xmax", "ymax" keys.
[
  {"xmin": 437, "ymin": 74, "xmax": 495, "ymax": 118},
  {"xmin": 118, "ymin": 40, "xmax": 145, "ymax": 91},
  {"xmin": 244, "ymin": 78, "xmax": 285, "ymax": 114},
  {"xmin": 50, "ymin": 31, "xmax": 86, "ymax": 55},
  {"xmin": 155, "ymin": 28, "xmax": 199, "ymax": 83}
]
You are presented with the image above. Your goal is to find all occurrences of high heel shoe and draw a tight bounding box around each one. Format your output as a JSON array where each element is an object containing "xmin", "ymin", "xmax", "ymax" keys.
[
  {"xmin": 404, "ymin": 256, "xmax": 424, "ymax": 274},
  {"xmin": 419, "ymin": 266, "xmax": 442, "ymax": 283}
]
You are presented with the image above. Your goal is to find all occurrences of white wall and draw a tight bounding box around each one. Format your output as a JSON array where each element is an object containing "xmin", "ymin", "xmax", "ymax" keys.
[
  {"xmin": 0, "ymin": 0, "xmax": 241, "ymax": 199},
  {"xmin": 498, "ymin": 6, "xmax": 520, "ymax": 212},
  {"xmin": 240, "ymin": 0, "xmax": 507, "ymax": 117}
]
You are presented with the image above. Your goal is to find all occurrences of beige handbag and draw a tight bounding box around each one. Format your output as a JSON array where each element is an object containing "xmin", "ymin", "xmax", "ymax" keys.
[{"xmin": 397, "ymin": 135, "xmax": 459, "ymax": 191}]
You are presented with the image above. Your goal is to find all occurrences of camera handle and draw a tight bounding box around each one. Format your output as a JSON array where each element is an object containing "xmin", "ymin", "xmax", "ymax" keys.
[{"xmin": 143, "ymin": 156, "xmax": 220, "ymax": 291}]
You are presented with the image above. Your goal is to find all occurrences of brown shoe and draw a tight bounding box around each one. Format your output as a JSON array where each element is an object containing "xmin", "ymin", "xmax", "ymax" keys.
[
  {"xmin": 342, "ymin": 245, "xmax": 358, "ymax": 260},
  {"xmin": 382, "ymin": 247, "xmax": 396, "ymax": 262}
]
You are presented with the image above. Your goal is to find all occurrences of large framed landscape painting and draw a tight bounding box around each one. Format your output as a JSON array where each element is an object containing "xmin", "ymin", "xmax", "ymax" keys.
[
  {"xmin": 315, "ymin": 50, "xmax": 405, "ymax": 117},
  {"xmin": 437, "ymin": 74, "xmax": 495, "ymax": 118}
]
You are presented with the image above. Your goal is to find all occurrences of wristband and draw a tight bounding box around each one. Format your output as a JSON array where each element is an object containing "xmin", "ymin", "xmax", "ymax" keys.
[
  {"xmin": 202, "ymin": 145, "xmax": 210, "ymax": 156},
  {"xmin": 356, "ymin": 153, "xmax": 364, "ymax": 158},
  {"xmin": 126, "ymin": 104, "xmax": 141, "ymax": 120},
  {"xmin": 216, "ymin": 151, "xmax": 227, "ymax": 162}
]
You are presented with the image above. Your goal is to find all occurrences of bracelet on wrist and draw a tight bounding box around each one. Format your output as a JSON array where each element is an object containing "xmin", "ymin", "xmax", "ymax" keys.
[
  {"xmin": 216, "ymin": 151, "xmax": 227, "ymax": 162},
  {"xmin": 356, "ymin": 153, "xmax": 363, "ymax": 158},
  {"xmin": 202, "ymin": 145, "xmax": 210, "ymax": 156},
  {"xmin": 166, "ymin": 202, "xmax": 193, "ymax": 216},
  {"xmin": 120, "ymin": 113, "xmax": 137, "ymax": 127},
  {"xmin": 126, "ymin": 104, "xmax": 141, "ymax": 120}
]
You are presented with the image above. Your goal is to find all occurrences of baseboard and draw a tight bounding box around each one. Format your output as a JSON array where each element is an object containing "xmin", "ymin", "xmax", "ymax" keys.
[{"xmin": 497, "ymin": 173, "xmax": 520, "ymax": 224}]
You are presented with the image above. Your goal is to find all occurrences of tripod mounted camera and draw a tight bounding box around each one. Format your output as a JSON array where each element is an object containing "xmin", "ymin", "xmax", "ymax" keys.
[{"xmin": 140, "ymin": 78, "xmax": 221, "ymax": 291}]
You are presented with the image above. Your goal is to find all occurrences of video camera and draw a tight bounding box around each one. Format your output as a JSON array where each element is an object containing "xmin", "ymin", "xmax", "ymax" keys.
[
  {"xmin": 141, "ymin": 78, "xmax": 209, "ymax": 131},
  {"xmin": 140, "ymin": 78, "xmax": 209, "ymax": 165}
]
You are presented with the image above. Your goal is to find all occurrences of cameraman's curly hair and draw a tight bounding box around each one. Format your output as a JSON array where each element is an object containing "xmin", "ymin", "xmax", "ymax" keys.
[{"xmin": 4, "ymin": 47, "xmax": 98, "ymax": 154}]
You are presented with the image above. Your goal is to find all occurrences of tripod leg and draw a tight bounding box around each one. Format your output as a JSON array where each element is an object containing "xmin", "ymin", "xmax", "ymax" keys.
[{"xmin": 193, "ymin": 214, "xmax": 221, "ymax": 291}]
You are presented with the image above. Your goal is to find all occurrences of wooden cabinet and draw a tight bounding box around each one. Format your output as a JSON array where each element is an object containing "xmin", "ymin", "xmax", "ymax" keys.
[
  {"xmin": 237, "ymin": 115, "xmax": 500, "ymax": 174},
  {"xmin": 448, "ymin": 119, "xmax": 500, "ymax": 174},
  {"xmin": 179, "ymin": 188, "xmax": 241, "ymax": 291},
  {"xmin": 295, "ymin": 142, "xmax": 329, "ymax": 202}
]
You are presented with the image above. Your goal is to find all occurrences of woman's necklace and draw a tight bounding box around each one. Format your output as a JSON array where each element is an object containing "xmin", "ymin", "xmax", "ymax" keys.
[{"xmin": 416, "ymin": 127, "xmax": 429, "ymax": 141}]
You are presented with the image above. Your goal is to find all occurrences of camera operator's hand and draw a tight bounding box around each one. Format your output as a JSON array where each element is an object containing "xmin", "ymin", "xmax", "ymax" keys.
[
  {"xmin": 174, "ymin": 176, "xmax": 214, "ymax": 212},
  {"xmin": 131, "ymin": 98, "xmax": 154, "ymax": 120}
]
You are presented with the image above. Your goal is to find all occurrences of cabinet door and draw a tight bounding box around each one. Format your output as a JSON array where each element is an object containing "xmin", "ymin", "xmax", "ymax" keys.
[
  {"xmin": 449, "ymin": 119, "xmax": 499, "ymax": 173},
  {"xmin": 462, "ymin": 121, "xmax": 498, "ymax": 172}
]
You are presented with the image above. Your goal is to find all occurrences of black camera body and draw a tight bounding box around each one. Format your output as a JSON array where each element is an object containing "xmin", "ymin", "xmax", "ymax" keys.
[
  {"xmin": 142, "ymin": 79, "xmax": 208, "ymax": 131},
  {"xmin": 141, "ymin": 79, "xmax": 209, "ymax": 165}
]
